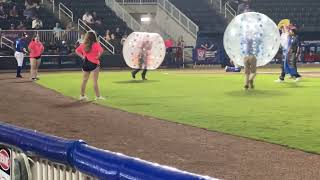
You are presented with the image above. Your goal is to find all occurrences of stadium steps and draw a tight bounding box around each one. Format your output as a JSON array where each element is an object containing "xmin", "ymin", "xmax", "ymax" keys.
[
  {"xmin": 53, "ymin": 0, "xmax": 133, "ymax": 36},
  {"xmin": 169, "ymin": 0, "xmax": 227, "ymax": 35}
]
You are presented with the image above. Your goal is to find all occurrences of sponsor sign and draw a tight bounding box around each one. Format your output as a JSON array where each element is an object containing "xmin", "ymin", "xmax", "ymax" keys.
[{"xmin": 0, "ymin": 146, "xmax": 11, "ymax": 180}]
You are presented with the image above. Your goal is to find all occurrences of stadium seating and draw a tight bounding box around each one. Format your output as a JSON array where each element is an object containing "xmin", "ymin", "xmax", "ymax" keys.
[
  {"xmin": 169, "ymin": 0, "xmax": 227, "ymax": 34},
  {"xmin": 0, "ymin": 0, "xmax": 61, "ymax": 30},
  {"xmin": 54, "ymin": 0, "xmax": 132, "ymax": 36},
  {"xmin": 239, "ymin": 0, "xmax": 320, "ymax": 29}
]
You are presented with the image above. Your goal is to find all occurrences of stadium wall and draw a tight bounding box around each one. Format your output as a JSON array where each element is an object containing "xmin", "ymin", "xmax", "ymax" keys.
[{"xmin": 0, "ymin": 123, "xmax": 215, "ymax": 179}]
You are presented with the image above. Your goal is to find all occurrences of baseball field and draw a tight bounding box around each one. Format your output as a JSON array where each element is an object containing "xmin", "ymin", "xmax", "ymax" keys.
[{"xmin": 37, "ymin": 69, "xmax": 320, "ymax": 154}]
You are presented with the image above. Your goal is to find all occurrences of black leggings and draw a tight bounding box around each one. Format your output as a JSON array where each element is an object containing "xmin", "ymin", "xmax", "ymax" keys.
[{"xmin": 132, "ymin": 69, "xmax": 147, "ymax": 78}]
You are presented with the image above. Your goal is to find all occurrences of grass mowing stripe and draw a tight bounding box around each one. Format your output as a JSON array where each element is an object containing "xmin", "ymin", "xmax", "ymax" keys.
[{"xmin": 38, "ymin": 70, "xmax": 320, "ymax": 154}]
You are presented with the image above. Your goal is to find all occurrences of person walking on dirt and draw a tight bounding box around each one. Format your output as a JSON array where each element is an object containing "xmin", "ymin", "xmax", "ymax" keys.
[
  {"xmin": 14, "ymin": 32, "xmax": 28, "ymax": 78},
  {"xmin": 76, "ymin": 31, "xmax": 105, "ymax": 101},
  {"xmin": 28, "ymin": 34, "xmax": 44, "ymax": 81}
]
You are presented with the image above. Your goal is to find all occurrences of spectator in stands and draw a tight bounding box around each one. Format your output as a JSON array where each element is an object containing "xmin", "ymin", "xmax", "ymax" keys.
[
  {"xmin": 9, "ymin": 5, "xmax": 19, "ymax": 19},
  {"xmin": 76, "ymin": 31, "xmax": 105, "ymax": 101},
  {"xmin": 0, "ymin": 5, "xmax": 7, "ymax": 20},
  {"xmin": 120, "ymin": 34, "xmax": 127, "ymax": 45},
  {"xmin": 66, "ymin": 22, "xmax": 76, "ymax": 31},
  {"xmin": 9, "ymin": 23, "xmax": 15, "ymax": 30},
  {"xmin": 28, "ymin": 34, "xmax": 44, "ymax": 80},
  {"xmin": 17, "ymin": 21, "xmax": 26, "ymax": 30},
  {"xmin": 175, "ymin": 36, "xmax": 184, "ymax": 68},
  {"xmin": 82, "ymin": 11, "xmax": 94, "ymax": 24},
  {"xmin": 47, "ymin": 41, "xmax": 58, "ymax": 54},
  {"xmin": 237, "ymin": 0, "xmax": 252, "ymax": 14},
  {"xmin": 164, "ymin": 37, "xmax": 174, "ymax": 66},
  {"xmin": 114, "ymin": 27, "xmax": 122, "ymax": 39},
  {"xmin": 24, "ymin": 0, "xmax": 39, "ymax": 19},
  {"xmin": 59, "ymin": 40, "xmax": 71, "ymax": 55},
  {"xmin": 53, "ymin": 23, "xmax": 63, "ymax": 40},
  {"xmin": 92, "ymin": 11, "xmax": 99, "ymax": 23},
  {"xmin": 104, "ymin": 29, "xmax": 111, "ymax": 41},
  {"xmin": 109, "ymin": 33, "xmax": 116, "ymax": 44},
  {"xmin": 32, "ymin": 16, "xmax": 43, "ymax": 29}
]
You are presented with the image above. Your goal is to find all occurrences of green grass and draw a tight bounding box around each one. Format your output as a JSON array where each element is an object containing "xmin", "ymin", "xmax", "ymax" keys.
[{"xmin": 37, "ymin": 70, "xmax": 320, "ymax": 153}]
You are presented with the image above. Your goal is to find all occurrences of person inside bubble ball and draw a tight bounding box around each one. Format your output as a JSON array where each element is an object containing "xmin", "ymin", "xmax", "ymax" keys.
[
  {"xmin": 131, "ymin": 40, "xmax": 153, "ymax": 80},
  {"xmin": 241, "ymin": 30, "xmax": 262, "ymax": 90},
  {"xmin": 275, "ymin": 22, "xmax": 301, "ymax": 83}
]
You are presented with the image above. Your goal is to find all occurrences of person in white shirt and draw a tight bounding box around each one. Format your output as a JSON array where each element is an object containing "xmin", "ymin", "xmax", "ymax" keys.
[
  {"xmin": 32, "ymin": 17, "xmax": 43, "ymax": 29},
  {"xmin": 53, "ymin": 23, "xmax": 63, "ymax": 40},
  {"xmin": 82, "ymin": 11, "xmax": 94, "ymax": 24}
]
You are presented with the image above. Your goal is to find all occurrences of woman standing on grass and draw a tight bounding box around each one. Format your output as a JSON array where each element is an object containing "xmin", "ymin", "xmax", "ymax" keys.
[
  {"xmin": 75, "ymin": 31, "xmax": 105, "ymax": 101},
  {"xmin": 28, "ymin": 34, "xmax": 44, "ymax": 81}
]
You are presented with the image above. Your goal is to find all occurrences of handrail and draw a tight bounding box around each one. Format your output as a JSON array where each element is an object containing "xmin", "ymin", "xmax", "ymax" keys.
[
  {"xmin": 78, "ymin": 19, "xmax": 115, "ymax": 54},
  {"xmin": 0, "ymin": 36, "xmax": 14, "ymax": 50},
  {"xmin": 208, "ymin": 0, "xmax": 222, "ymax": 13},
  {"xmin": 115, "ymin": 0, "xmax": 199, "ymax": 38},
  {"xmin": 59, "ymin": 3, "xmax": 74, "ymax": 22},
  {"xmin": 105, "ymin": 0, "xmax": 142, "ymax": 31},
  {"xmin": 98, "ymin": 35, "xmax": 115, "ymax": 54},
  {"xmin": 224, "ymin": 1, "xmax": 236, "ymax": 18},
  {"xmin": 0, "ymin": 123, "xmax": 214, "ymax": 179}
]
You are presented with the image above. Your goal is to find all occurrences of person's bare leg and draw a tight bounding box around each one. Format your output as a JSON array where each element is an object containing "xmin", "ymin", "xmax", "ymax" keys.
[
  {"xmin": 249, "ymin": 57, "xmax": 257, "ymax": 89},
  {"xmin": 243, "ymin": 57, "xmax": 250, "ymax": 90},
  {"xmin": 92, "ymin": 67, "xmax": 101, "ymax": 97},
  {"xmin": 30, "ymin": 58, "xmax": 36, "ymax": 79},
  {"xmin": 81, "ymin": 71, "xmax": 90, "ymax": 96},
  {"xmin": 35, "ymin": 59, "xmax": 41, "ymax": 78}
]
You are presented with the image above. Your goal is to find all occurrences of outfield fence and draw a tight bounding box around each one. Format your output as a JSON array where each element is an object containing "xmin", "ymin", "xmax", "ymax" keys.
[{"xmin": 0, "ymin": 123, "xmax": 215, "ymax": 180}]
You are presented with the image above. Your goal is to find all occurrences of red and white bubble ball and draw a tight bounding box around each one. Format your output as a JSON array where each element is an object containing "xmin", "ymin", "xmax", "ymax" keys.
[{"xmin": 123, "ymin": 32, "xmax": 166, "ymax": 70}]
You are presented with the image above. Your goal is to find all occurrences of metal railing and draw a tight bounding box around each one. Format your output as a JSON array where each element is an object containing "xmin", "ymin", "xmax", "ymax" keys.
[
  {"xmin": 105, "ymin": 0, "xmax": 142, "ymax": 32},
  {"xmin": 115, "ymin": 0, "xmax": 199, "ymax": 38},
  {"xmin": 117, "ymin": 0, "xmax": 157, "ymax": 4},
  {"xmin": 98, "ymin": 35, "xmax": 115, "ymax": 54},
  {"xmin": 0, "ymin": 36, "xmax": 14, "ymax": 50},
  {"xmin": 59, "ymin": 3, "xmax": 74, "ymax": 22},
  {"xmin": 78, "ymin": 19, "xmax": 115, "ymax": 54},
  {"xmin": 10, "ymin": 147, "xmax": 97, "ymax": 180},
  {"xmin": 208, "ymin": 0, "xmax": 223, "ymax": 13},
  {"xmin": 0, "ymin": 30, "xmax": 79, "ymax": 44},
  {"xmin": 225, "ymin": 1, "xmax": 236, "ymax": 18},
  {"xmin": 0, "ymin": 123, "xmax": 214, "ymax": 180}
]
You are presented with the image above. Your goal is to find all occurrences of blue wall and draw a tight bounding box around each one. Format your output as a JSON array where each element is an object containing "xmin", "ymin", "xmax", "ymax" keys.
[{"xmin": 0, "ymin": 123, "xmax": 213, "ymax": 180}]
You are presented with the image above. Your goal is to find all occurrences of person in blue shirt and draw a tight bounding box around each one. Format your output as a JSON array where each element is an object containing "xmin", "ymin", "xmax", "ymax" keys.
[
  {"xmin": 14, "ymin": 32, "xmax": 28, "ymax": 78},
  {"xmin": 275, "ymin": 24, "xmax": 302, "ymax": 83}
]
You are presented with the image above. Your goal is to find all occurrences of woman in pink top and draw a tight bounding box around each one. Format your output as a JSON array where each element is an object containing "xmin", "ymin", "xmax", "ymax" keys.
[
  {"xmin": 76, "ymin": 31, "xmax": 104, "ymax": 101},
  {"xmin": 28, "ymin": 34, "xmax": 44, "ymax": 80}
]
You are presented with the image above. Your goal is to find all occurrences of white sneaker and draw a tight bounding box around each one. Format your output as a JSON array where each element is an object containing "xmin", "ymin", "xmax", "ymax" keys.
[
  {"xmin": 295, "ymin": 77, "xmax": 301, "ymax": 82},
  {"xmin": 95, "ymin": 96, "xmax": 105, "ymax": 101},
  {"xmin": 274, "ymin": 79, "xmax": 284, "ymax": 83},
  {"xmin": 79, "ymin": 95, "xmax": 89, "ymax": 101}
]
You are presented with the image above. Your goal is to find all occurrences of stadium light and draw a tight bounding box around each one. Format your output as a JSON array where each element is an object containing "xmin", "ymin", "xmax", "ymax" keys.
[{"xmin": 141, "ymin": 16, "xmax": 151, "ymax": 22}]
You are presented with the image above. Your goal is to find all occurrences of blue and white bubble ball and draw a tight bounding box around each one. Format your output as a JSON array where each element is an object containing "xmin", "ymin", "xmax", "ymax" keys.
[{"xmin": 223, "ymin": 12, "xmax": 281, "ymax": 67}]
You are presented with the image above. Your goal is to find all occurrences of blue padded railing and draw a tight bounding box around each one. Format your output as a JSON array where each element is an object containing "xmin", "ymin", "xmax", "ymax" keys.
[{"xmin": 0, "ymin": 123, "xmax": 214, "ymax": 180}]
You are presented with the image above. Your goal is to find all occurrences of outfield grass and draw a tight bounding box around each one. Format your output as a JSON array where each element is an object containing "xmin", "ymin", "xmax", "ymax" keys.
[{"xmin": 38, "ymin": 70, "xmax": 320, "ymax": 153}]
